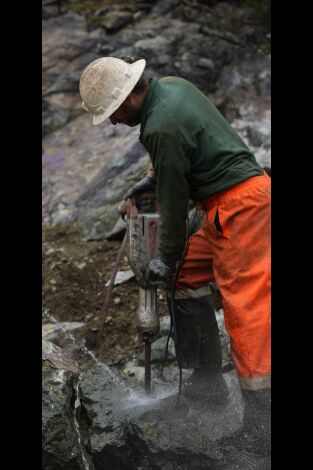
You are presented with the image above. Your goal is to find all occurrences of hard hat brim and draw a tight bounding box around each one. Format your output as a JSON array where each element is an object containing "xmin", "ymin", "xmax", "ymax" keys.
[{"xmin": 91, "ymin": 59, "xmax": 146, "ymax": 126}]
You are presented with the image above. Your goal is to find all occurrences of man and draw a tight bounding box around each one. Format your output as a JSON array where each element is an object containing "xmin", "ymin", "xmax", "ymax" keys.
[{"xmin": 79, "ymin": 56, "xmax": 271, "ymax": 469}]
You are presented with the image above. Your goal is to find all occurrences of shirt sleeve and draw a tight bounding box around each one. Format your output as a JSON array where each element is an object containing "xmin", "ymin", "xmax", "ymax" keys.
[{"xmin": 144, "ymin": 128, "xmax": 191, "ymax": 264}]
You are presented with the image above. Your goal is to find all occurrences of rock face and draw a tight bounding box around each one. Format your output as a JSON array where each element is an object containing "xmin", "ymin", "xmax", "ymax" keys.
[
  {"xmin": 42, "ymin": 1, "xmax": 271, "ymax": 238},
  {"xmin": 42, "ymin": 114, "xmax": 149, "ymax": 233},
  {"xmin": 42, "ymin": 340, "xmax": 90, "ymax": 470},
  {"xmin": 42, "ymin": 12, "xmax": 102, "ymax": 135}
]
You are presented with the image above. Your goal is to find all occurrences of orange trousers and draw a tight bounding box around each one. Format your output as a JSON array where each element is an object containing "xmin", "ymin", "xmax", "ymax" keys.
[{"xmin": 176, "ymin": 173, "xmax": 271, "ymax": 390}]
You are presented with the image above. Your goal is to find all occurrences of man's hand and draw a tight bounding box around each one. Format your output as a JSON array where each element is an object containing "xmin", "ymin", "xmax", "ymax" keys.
[
  {"xmin": 125, "ymin": 175, "xmax": 156, "ymax": 200},
  {"xmin": 141, "ymin": 257, "xmax": 177, "ymax": 289}
]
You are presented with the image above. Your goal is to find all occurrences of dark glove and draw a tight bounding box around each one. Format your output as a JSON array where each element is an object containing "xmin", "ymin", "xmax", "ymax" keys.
[
  {"xmin": 125, "ymin": 176, "xmax": 156, "ymax": 200},
  {"xmin": 142, "ymin": 257, "xmax": 177, "ymax": 289}
]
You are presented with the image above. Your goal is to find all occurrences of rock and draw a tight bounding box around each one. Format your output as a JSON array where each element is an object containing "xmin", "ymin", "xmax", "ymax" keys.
[
  {"xmin": 76, "ymin": 261, "xmax": 87, "ymax": 270},
  {"xmin": 42, "ymin": 0, "xmax": 65, "ymax": 19},
  {"xmin": 42, "ymin": 339, "xmax": 80, "ymax": 374},
  {"xmin": 150, "ymin": 0, "xmax": 180, "ymax": 16},
  {"xmin": 45, "ymin": 91, "xmax": 82, "ymax": 117},
  {"xmin": 105, "ymin": 216, "xmax": 127, "ymax": 241},
  {"xmin": 159, "ymin": 315, "xmax": 171, "ymax": 336},
  {"xmin": 76, "ymin": 205, "xmax": 121, "ymax": 241},
  {"xmin": 197, "ymin": 57, "xmax": 216, "ymax": 71},
  {"xmin": 134, "ymin": 37, "xmax": 172, "ymax": 66},
  {"xmin": 42, "ymin": 12, "xmax": 100, "ymax": 81},
  {"xmin": 105, "ymin": 270, "xmax": 135, "ymax": 287},
  {"xmin": 42, "ymin": 114, "xmax": 150, "ymax": 229},
  {"xmin": 139, "ymin": 336, "xmax": 176, "ymax": 364},
  {"xmin": 42, "ymin": 340, "xmax": 93, "ymax": 469},
  {"xmin": 78, "ymin": 363, "xmax": 146, "ymax": 469},
  {"xmin": 122, "ymin": 359, "xmax": 145, "ymax": 382},
  {"xmin": 42, "ymin": 321, "xmax": 86, "ymax": 342},
  {"xmin": 78, "ymin": 363, "xmax": 243, "ymax": 469},
  {"xmin": 42, "ymin": 99, "xmax": 70, "ymax": 135},
  {"xmin": 231, "ymin": 110, "xmax": 271, "ymax": 168},
  {"xmin": 101, "ymin": 10, "xmax": 133, "ymax": 33},
  {"xmin": 42, "ymin": 12, "xmax": 102, "ymax": 135}
]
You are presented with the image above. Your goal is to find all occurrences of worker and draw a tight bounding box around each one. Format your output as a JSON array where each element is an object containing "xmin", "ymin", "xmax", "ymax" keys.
[{"xmin": 79, "ymin": 56, "xmax": 271, "ymax": 470}]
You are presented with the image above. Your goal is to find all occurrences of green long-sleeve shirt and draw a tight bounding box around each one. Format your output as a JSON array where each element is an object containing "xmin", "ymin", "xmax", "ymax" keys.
[{"xmin": 139, "ymin": 76, "xmax": 263, "ymax": 264}]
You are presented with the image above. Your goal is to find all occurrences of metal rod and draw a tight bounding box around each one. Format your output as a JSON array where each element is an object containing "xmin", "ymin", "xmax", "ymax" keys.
[
  {"xmin": 95, "ymin": 227, "xmax": 129, "ymax": 350},
  {"xmin": 144, "ymin": 342, "xmax": 151, "ymax": 394}
]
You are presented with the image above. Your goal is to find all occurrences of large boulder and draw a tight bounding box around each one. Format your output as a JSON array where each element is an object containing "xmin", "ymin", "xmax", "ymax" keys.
[{"xmin": 79, "ymin": 363, "xmax": 243, "ymax": 469}]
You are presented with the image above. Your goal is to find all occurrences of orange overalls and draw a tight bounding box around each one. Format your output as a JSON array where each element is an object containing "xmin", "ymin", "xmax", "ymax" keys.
[{"xmin": 176, "ymin": 173, "xmax": 271, "ymax": 390}]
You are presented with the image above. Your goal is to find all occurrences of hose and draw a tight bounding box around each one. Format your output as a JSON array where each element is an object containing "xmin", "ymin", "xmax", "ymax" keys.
[{"xmin": 160, "ymin": 207, "xmax": 198, "ymax": 405}]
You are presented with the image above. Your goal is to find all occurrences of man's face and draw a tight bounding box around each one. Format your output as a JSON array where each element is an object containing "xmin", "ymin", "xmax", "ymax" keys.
[{"xmin": 109, "ymin": 96, "xmax": 141, "ymax": 127}]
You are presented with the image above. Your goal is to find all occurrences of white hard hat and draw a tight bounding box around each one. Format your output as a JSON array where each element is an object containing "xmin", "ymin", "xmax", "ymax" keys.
[{"xmin": 79, "ymin": 57, "xmax": 146, "ymax": 125}]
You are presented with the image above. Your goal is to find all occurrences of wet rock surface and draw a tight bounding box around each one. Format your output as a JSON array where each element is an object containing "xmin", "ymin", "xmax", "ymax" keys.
[
  {"xmin": 42, "ymin": 340, "xmax": 90, "ymax": 470},
  {"xmin": 42, "ymin": 337, "xmax": 242, "ymax": 469}
]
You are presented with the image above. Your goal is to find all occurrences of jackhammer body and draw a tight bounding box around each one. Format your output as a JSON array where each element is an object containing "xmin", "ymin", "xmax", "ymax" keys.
[{"xmin": 126, "ymin": 195, "xmax": 160, "ymax": 392}]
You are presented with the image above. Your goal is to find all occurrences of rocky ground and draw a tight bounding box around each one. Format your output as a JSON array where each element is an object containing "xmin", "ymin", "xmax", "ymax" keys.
[{"xmin": 43, "ymin": 219, "xmax": 226, "ymax": 368}]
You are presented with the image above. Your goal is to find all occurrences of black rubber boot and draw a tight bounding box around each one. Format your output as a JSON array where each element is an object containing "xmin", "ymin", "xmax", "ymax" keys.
[
  {"xmin": 219, "ymin": 388, "xmax": 271, "ymax": 469},
  {"xmin": 169, "ymin": 296, "xmax": 228, "ymax": 404}
]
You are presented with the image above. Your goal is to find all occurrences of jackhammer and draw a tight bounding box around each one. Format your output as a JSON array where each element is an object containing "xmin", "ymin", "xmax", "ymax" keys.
[{"xmin": 126, "ymin": 193, "xmax": 160, "ymax": 394}]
